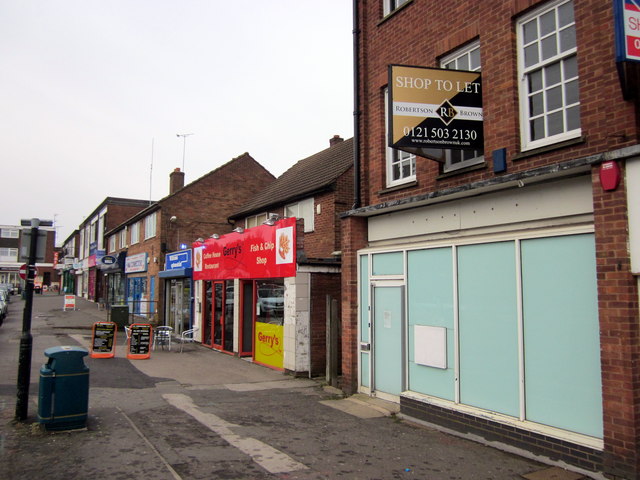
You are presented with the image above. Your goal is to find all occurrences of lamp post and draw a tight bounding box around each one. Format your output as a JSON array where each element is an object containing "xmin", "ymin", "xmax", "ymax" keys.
[{"xmin": 176, "ymin": 133, "xmax": 194, "ymax": 172}]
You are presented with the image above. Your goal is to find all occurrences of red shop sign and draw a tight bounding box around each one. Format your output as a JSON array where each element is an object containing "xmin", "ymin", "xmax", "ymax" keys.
[{"xmin": 193, "ymin": 217, "xmax": 296, "ymax": 281}]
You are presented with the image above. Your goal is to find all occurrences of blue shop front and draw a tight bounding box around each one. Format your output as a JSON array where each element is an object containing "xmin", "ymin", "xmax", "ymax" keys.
[{"xmin": 159, "ymin": 248, "xmax": 193, "ymax": 335}]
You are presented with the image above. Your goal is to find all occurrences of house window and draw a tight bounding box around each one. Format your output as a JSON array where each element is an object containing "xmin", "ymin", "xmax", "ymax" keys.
[
  {"xmin": 385, "ymin": 88, "xmax": 416, "ymax": 187},
  {"xmin": 517, "ymin": 0, "xmax": 579, "ymax": 151},
  {"xmin": 130, "ymin": 222, "xmax": 140, "ymax": 245},
  {"xmin": 144, "ymin": 212, "xmax": 157, "ymax": 239},
  {"xmin": 108, "ymin": 235, "xmax": 116, "ymax": 253},
  {"xmin": 383, "ymin": 0, "xmax": 409, "ymax": 16},
  {"xmin": 1, "ymin": 228, "xmax": 19, "ymax": 238},
  {"xmin": 285, "ymin": 198, "xmax": 314, "ymax": 232},
  {"xmin": 0, "ymin": 248, "xmax": 18, "ymax": 260},
  {"xmin": 441, "ymin": 41, "xmax": 484, "ymax": 172},
  {"xmin": 245, "ymin": 213, "xmax": 271, "ymax": 229},
  {"xmin": 119, "ymin": 228, "xmax": 127, "ymax": 249}
]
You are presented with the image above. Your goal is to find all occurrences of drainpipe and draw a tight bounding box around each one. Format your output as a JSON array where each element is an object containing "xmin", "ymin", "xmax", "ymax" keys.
[{"xmin": 352, "ymin": 0, "xmax": 361, "ymax": 210}]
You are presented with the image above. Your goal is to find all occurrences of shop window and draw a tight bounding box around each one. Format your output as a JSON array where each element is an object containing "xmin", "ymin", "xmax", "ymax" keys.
[
  {"xmin": 285, "ymin": 198, "xmax": 314, "ymax": 232},
  {"xmin": 517, "ymin": 0, "xmax": 580, "ymax": 151},
  {"xmin": 256, "ymin": 280, "xmax": 284, "ymax": 326},
  {"xmin": 130, "ymin": 222, "xmax": 140, "ymax": 245},
  {"xmin": 0, "ymin": 248, "xmax": 18, "ymax": 261},
  {"xmin": 440, "ymin": 41, "xmax": 484, "ymax": 173},
  {"xmin": 385, "ymin": 88, "xmax": 416, "ymax": 187},
  {"xmin": 383, "ymin": 0, "xmax": 409, "ymax": 16}
]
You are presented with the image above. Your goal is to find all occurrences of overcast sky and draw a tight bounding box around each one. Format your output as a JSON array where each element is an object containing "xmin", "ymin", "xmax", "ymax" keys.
[{"xmin": 0, "ymin": 1, "xmax": 354, "ymax": 244}]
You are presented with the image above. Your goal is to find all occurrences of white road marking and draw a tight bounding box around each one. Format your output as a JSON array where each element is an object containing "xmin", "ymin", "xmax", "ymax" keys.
[{"xmin": 163, "ymin": 393, "xmax": 307, "ymax": 474}]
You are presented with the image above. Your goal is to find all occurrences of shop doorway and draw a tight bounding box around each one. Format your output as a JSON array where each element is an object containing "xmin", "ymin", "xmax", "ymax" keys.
[
  {"xmin": 240, "ymin": 281, "xmax": 254, "ymax": 356},
  {"xmin": 166, "ymin": 278, "xmax": 191, "ymax": 335},
  {"xmin": 207, "ymin": 280, "xmax": 234, "ymax": 353}
]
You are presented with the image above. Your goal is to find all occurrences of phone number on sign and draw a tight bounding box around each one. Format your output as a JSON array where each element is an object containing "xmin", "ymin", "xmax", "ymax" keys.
[{"xmin": 403, "ymin": 126, "xmax": 478, "ymax": 141}]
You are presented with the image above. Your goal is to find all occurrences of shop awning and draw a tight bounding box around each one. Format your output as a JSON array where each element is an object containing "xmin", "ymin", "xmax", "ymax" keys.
[{"xmin": 159, "ymin": 268, "xmax": 192, "ymax": 279}]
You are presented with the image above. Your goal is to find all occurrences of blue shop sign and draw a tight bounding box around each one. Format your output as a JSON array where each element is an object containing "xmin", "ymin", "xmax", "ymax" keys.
[{"xmin": 166, "ymin": 249, "xmax": 192, "ymax": 270}]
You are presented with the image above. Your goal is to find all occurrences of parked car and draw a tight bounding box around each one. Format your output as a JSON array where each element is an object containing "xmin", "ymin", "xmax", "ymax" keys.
[
  {"xmin": 0, "ymin": 298, "xmax": 7, "ymax": 325},
  {"xmin": 0, "ymin": 287, "xmax": 9, "ymax": 304}
]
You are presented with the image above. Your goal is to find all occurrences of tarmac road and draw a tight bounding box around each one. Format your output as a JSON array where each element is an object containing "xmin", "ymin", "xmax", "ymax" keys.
[{"xmin": 0, "ymin": 293, "xmax": 580, "ymax": 479}]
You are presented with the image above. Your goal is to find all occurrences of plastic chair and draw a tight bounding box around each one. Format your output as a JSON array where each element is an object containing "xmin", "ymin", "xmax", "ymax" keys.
[
  {"xmin": 180, "ymin": 327, "xmax": 199, "ymax": 353},
  {"xmin": 153, "ymin": 326, "xmax": 173, "ymax": 351}
]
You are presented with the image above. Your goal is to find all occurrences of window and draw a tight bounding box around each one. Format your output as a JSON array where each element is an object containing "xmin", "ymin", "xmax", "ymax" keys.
[
  {"xmin": 130, "ymin": 222, "xmax": 140, "ymax": 245},
  {"xmin": 385, "ymin": 88, "xmax": 416, "ymax": 187},
  {"xmin": 0, "ymin": 248, "xmax": 18, "ymax": 260},
  {"xmin": 108, "ymin": 235, "xmax": 116, "ymax": 253},
  {"xmin": 518, "ymin": 0, "xmax": 579, "ymax": 151},
  {"xmin": 245, "ymin": 213, "xmax": 270, "ymax": 229},
  {"xmin": 144, "ymin": 212, "xmax": 157, "ymax": 239},
  {"xmin": 285, "ymin": 197, "xmax": 314, "ymax": 232},
  {"xmin": 383, "ymin": 0, "xmax": 409, "ymax": 16},
  {"xmin": 1, "ymin": 228, "xmax": 19, "ymax": 238},
  {"xmin": 441, "ymin": 41, "xmax": 484, "ymax": 172},
  {"xmin": 119, "ymin": 228, "xmax": 127, "ymax": 249}
]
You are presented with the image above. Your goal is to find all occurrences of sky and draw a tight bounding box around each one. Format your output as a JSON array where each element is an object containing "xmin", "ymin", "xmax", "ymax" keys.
[{"xmin": 0, "ymin": 1, "xmax": 354, "ymax": 244}]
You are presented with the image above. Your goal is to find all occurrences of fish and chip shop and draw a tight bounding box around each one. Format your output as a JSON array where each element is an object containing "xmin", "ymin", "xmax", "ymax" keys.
[{"xmin": 192, "ymin": 217, "xmax": 309, "ymax": 372}]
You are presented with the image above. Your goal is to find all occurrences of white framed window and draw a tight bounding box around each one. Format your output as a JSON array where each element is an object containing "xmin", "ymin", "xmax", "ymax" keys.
[
  {"xmin": 441, "ymin": 41, "xmax": 484, "ymax": 173},
  {"xmin": 119, "ymin": 228, "xmax": 127, "ymax": 249},
  {"xmin": 285, "ymin": 197, "xmax": 314, "ymax": 232},
  {"xmin": 144, "ymin": 212, "xmax": 157, "ymax": 239},
  {"xmin": 383, "ymin": 0, "xmax": 409, "ymax": 16},
  {"xmin": 130, "ymin": 222, "xmax": 140, "ymax": 245},
  {"xmin": 517, "ymin": 0, "xmax": 579, "ymax": 151},
  {"xmin": 1, "ymin": 228, "xmax": 19, "ymax": 238},
  {"xmin": 245, "ymin": 213, "xmax": 272, "ymax": 229},
  {"xmin": 0, "ymin": 248, "xmax": 18, "ymax": 260},
  {"xmin": 385, "ymin": 88, "xmax": 416, "ymax": 187},
  {"xmin": 108, "ymin": 235, "xmax": 116, "ymax": 253}
]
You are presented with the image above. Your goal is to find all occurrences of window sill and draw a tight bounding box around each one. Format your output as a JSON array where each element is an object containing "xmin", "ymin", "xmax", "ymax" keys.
[
  {"xmin": 514, "ymin": 136, "xmax": 586, "ymax": 161},
  {"xmin": 378, "ymin": 180, "xmax": 418, "ymax": 195},
  {"xmin": 437, "ymin": 162, "xmax": 486, "ymax": 180}
]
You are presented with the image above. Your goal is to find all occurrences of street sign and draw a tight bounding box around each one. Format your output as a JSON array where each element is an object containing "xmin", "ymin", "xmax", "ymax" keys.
[
  {"xmin": 615, "ymin": 0, "xmax": 640, "ymax": 62},
  {"xmin": 19, "ymin": 264, "xmax": 38, "ymax": 280}
]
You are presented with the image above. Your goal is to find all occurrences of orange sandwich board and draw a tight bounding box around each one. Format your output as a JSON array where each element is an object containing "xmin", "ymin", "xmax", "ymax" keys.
[
  {"xmin": 90, "ymin": 322, "xmax": 117, "ymax": 358},
  {"xmin": 127, "ymin": 324, "xmax": 153, "ymax": 360},
  {"xmin": 63, "ymin": 295, "xmax": 76, "ymax": 311}
]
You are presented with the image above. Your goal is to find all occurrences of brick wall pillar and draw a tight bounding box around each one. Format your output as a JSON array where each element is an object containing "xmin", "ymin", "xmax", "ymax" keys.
[
  {"xmin": 592, "ymin": 166, "xmax": 640, "ymax": 479},
  {"xmin": 340, "ymin": 214, "xmax": 368, "ymax": 394}
]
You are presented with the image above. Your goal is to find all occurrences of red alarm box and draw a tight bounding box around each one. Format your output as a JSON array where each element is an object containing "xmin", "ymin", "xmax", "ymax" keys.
[{"xmin": 599, "ymin": 161, "xmax": 621, "ymax": 191}]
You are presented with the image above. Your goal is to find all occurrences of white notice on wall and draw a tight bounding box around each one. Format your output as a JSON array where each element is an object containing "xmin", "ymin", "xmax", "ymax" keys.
[
  {"xmin": 384, "ymin": 311, "xmax": 392, "ymax": 328},
  {"xmin": 414, "ymin": 325, "xmax": 447, "ymax": 369}
]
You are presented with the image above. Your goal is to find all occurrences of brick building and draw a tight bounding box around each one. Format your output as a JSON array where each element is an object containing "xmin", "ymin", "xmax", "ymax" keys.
[
  {"xmin": 342, "ymin": 1, "xmax": 640, "ymax": 477},
  {"xmin": 105, "ymin": 154, "xmax": 274, "ymax": 331}
]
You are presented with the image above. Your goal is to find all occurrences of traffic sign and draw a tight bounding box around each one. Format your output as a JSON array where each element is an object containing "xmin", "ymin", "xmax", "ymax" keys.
[{"xmin": 19, "ymin": 264, "xmax": 38, "ymax": 280}]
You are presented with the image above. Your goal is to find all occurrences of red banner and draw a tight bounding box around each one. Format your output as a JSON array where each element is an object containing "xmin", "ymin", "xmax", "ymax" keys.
[{"xmin": 193, "ymin": 217, "xmax": 296, "ymax": 281}]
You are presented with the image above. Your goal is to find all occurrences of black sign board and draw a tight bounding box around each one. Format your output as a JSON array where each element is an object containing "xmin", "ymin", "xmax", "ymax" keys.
[
  {"xmin": 127, "ymin": 324, "xmax": 152, "ymax": 359},
  {"xmin": 91, "ymin": 322, "xmax": 117, "ymax": 358}
]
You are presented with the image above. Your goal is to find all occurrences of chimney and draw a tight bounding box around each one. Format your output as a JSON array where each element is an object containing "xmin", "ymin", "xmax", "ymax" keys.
[
  {"xmin": 169, "ymin": 168, "xmax": 185, "ymax": 194},
  {"xmin": 329, "ymin": 135, "xmax": 344, "ymax": 147}
]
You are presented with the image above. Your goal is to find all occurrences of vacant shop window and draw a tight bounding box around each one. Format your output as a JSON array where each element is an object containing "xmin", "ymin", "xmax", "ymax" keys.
[
  {"xmin": 517, "ymin": 0, "xmax": 579, "ymax": 151},
  {"xmin": 441, "ymin": 41, "xmax": 484, "ymax": 172},
  {"xmin": 385, "ymin": 88, "xmax": 417, "ymax": 187}
]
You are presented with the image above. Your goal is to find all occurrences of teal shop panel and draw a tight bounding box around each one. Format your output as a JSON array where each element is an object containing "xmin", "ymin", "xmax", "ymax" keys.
[
  {"xmin": 372, "ymin": 251, "xmax": 404, "ymax": 276},
  {"xmin": 458, "ymin": 242, "xmax": 519, "ymax": 417},
  {"xmin": 407, "ymin": 248, "xmax": 455, "ymax": 401},
  {"xmin": 361, "ymin": 352, "xmax": 370, "ymax": 388},
  {"xmin": 373, "ymin": 286, "xmax": 404, "ymax": 396},
  {"xmin": 521, "ymin": 234, "xmax": 602, "ymax": 438},
  {"xmin": 360, "ymin": 255, "xmax": 369, "ymax": 343}
]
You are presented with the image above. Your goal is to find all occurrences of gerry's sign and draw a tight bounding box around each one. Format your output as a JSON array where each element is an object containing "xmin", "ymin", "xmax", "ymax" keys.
[{"xmin": 388, "ymin": 65, "xmax": 483, "ymax": 160}]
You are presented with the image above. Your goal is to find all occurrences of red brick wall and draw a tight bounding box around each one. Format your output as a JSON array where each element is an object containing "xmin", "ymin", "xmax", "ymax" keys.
[{"xmin": 309, "ymin": 272, "xmax": 342, "ymax": 376}]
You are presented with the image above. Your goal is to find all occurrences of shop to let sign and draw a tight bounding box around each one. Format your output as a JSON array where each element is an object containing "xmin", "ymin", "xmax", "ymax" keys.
[
  {"xmin": 193, "ymin": 217, "xmax": 296, "ymax": 281},
  {"xmin": 615, "ymin": 0, "xmax": 640, "ymax": 62},
  {"xmin": 388, "ymin": 65, "xmax": 483, "ymax": 161}
]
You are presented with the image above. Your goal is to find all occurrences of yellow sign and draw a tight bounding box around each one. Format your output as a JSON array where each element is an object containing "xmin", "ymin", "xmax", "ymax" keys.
[{"xmin": 254, "ymin": 322, "xmax": 284, "ymax": 369}]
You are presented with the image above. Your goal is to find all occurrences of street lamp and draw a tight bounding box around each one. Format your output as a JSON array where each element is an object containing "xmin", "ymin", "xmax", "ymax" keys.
[{"xmin": 176, "ymin": 133, "xmax": 194, "ymax": 172}]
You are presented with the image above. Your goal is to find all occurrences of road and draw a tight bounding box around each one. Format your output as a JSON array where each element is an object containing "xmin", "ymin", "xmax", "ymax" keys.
[{"xmin": 0, "ymin": 293, "xmax": 561, "ymax": 479}]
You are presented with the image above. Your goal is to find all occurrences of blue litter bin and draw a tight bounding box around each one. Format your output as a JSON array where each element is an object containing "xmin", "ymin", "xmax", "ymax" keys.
[{"xmin": 38, "ymin": 346, "xmax": 89, "ymax": 430}]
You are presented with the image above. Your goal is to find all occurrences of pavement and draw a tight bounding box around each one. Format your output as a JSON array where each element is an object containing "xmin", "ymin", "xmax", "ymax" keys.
[{"xmin": 0, "ymin": 293, "xmax": 597, "ymax": 479}]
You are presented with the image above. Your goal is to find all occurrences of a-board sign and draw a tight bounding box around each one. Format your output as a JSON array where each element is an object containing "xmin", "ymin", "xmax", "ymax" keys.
[
  {"xmin": 63, "ymin": 295, "xmax": 76, "ymax": 311},
  {"xmin": 90, "ymin": 322, "xmax": 117, "ymax": 359},
  {"xmin": 127, "ymin": 323, "xmax": 152, "ymax": 360}
]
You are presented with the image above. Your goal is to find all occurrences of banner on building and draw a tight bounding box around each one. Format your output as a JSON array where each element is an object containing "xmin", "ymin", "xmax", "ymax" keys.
[
  {"xmin": 193, "ymin": 217, "xmax": 296, "ymax": 281},
  {"xmin": 388, "ymin": 64, "xmax": 483, "ymax": 160}
]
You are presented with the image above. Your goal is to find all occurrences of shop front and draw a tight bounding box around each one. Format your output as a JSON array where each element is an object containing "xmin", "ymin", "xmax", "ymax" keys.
[
  {"xmin": 159, "ymin": 248, "xmax": 193, "ymax": 335},
  {"xmin": 100, "ymin": 252, "xmax": 127, "ymax": 307},
  {"xmin": 193, "ymin": 217, "xmax": 297, "ymax": 370},
  {"xmin": 125, "ymin": 252, "xmax": 155, "ymax": 319}
]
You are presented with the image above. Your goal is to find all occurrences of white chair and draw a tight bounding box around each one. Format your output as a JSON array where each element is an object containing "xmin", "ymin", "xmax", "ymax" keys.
[
  {"xmin": 180, "ymin": 327, "xmax": 199, "ymax": 353},
  {"xmin": 153, "ymin": 326, "xmax": 173, "ymax": 351}
]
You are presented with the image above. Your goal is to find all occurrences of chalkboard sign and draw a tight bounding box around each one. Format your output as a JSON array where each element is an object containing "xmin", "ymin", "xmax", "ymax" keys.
[
  {"xmin": 127, "ymin": 324, "xmax": 152, "ymax": 360},
  {"xmin": 90, "ymin": 322, "xmax": 117, "ymax": 359}
]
